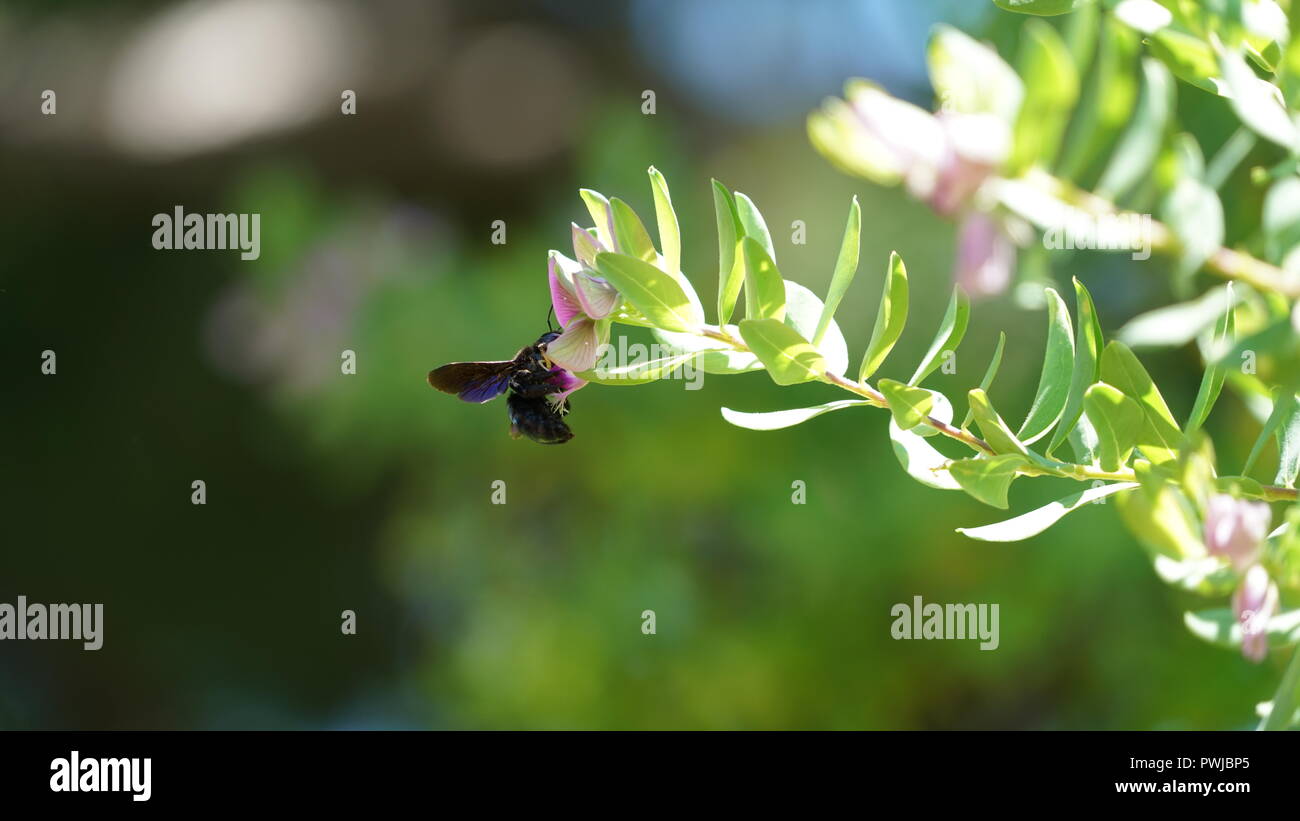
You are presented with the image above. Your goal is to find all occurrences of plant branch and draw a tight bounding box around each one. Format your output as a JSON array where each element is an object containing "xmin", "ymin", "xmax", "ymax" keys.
[{"xmin": 693, "ymin": 322, "xmax": 1298, "ymax": 500}]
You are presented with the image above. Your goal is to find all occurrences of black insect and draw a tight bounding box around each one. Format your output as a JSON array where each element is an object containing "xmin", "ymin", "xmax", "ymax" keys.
[{"xmin": 427, "ymin": 330, "xmax": 575, "ymax": 444}]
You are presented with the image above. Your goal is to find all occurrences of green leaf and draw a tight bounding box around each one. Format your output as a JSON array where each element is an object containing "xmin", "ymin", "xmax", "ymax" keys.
[
  {"xmin": 1244, "ymin": 388, "xmax": 1299, "ymax": 476},
  {"xmin": 579, "ymin": 189, "xmax": 615, "ymax": 250},
  {"xmin": 813, "ymin": 197, "xmax": 861, "ymax": 347},
  {"xmin": 1162, "ymin": 175, "xmax": 1224, "ymax": 283},
  {"xmin": 909, "ymin": 286, "xmax": 970, "ymax": 387},
  {"xmin": 1096, "ymin": 58, "xmax": 1174, "ymax": 202},
  {"xmin": 1117, "ymin": 283, "xmax": 1237, "ymax": 349},
  {"xmin": 1219, "ymin": 44, "xmax": 1298, "ymax": 150},
  {"xmin": 647, "ymin": 167, "xmax": 681, "ymax": 280},
  {"xmin": 1056, "ymin": 16, "xmax": 1140, "ymax": 180},
  {"xmin": 594, "ymin": 252, "xmax": 704, "ymax": 332},
  {"xmin": 1016, "ymin": 288, "xmax": 1076, "ymax": 445},
  {"xmin": 1148, "ymin": 29, "xmax": 1223, "ymax": 95},
  {"xmin": 1186, "ymin": 284, "xmax": 1235, "ymax": 433},
  {"xmin": 1099, "ymin": 341, "xmax": 1184, "ymax": 465},
  {"xmin": 712, "ymin": 180, "xmax": 745, "ymax": 327},
  {"xmin": 609, "ymin": 197, "xmax": 658, "ymax": 263},
  {"xmin": 967, "ymin": 388, "xmax": 1029, "ymax": 455},
  {"xmin": 961, "ymin": 332, "xmax": 1007, "ymax": 429},
  {"xmin": 928, "ymin": 25, "xmax": 1024, "ymax": 122},
  {"xmin": 1083, "ymin": 382, "xmax": 1145, "ymax": 472},
  {"xmin": 958, "ymin": 481, "xmax": 1137, "ymax": 541},
  {"xmin": 741, "ymin": 237, "xmax": 786, "ymax": 322},
  {"xmin": 720, "ymin": 399, "xmax": 872, "ymax": 431},
  {"xmin": 1262, "ymin": 176, "xmax": 1300, "ymax": 265},
  {"xmin": 1184, "ymin": 608, "xmax": 1300, "ymax": 651},
  {"xmin": 879, "ymin": 379, "xmax": 935, "ymax": 431},
  {"xmin": 578, "ymin": 351, "xmax": 698, "ymax": 385},
  {"xmin": 889, "ymin": 420, "xmax": 962, "ymax": 491},
  {"xmin": 993, "ymin": 0, "xmax": 1089, "ymax": 15},
  {"xmin": 734, "ymin": 192, "xmax": 775, "ymax": 262},
  {"xmin": 949, "ymin": 455, "xmax": 1028, "ymax": 509},
  {"xmin": 1048, "ymin": 278, "xmax": 1103, "ymax": 455},
  {"xmin": 1116, "ymin": 463, "xmax": 1206, "ymax": 562},
  {"xmin": 1276, "ymin": 401, "xmax": 1300, "ymax": 487},
  {"xmin": 738, "ymin": 318, "xmax": 827, "ymax": 386},
  {"xmin": 783, "ymin": 280, "xmax": 849, "ymax": 377},
  {"xmin": 1009, "ymin": 19, "xmax": 1080, "ymax": 174},
  {"xmin": 858, "ymin": 251, "xmax": 909, "ymax": 382}
]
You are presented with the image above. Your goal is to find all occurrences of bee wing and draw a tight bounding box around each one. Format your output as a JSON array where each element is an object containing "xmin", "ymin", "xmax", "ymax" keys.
[{"xmin": 427, "ymin": 361, "xmax": 514, "ymax": 403}]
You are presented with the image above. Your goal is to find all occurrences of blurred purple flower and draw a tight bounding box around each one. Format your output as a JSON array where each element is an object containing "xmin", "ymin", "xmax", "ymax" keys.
[
  {"xmin": 1233, "ymin": 564, "xmax": 1279, "ymax": 663},
  {"xmin": 1205, "ymin": 494, "xmax": 1272, "ymax": 573},
  {"xmin": 954, "ymin": 213, "xmax": 1015, "ymax": 299}
]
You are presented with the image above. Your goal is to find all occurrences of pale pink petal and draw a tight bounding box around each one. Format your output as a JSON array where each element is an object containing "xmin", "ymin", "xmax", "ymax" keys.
[
  {"xmin": 548, "ymin": 253, "xmax": 585, "ymax": 328},
  {"xmin": 574, "ymin": 273, "xmax": 620, "ymax": 319},
  {"xmin": 954, "ymin": 214, "xmax": 1015, "ymax": 299},
  {"xmin": 545, "ymin": 317, "xmax": 600, "ymax": 372}
]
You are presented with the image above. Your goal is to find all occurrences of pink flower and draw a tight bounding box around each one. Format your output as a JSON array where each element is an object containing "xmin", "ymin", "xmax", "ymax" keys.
[
  {"xmin": 1233, "ymin": 564, "xmax": 1279, "ymax": 663},
  {"xmin": 954, "ymin": 213, "xmax": 1016, "ymax": 299},
  {"xmin": 545, "ymin": 229, "xmax": 618, "ymax": 373},
  {"xmin": 1205, "ymin": 495, "xmax": 1272, "ymax": 573}
]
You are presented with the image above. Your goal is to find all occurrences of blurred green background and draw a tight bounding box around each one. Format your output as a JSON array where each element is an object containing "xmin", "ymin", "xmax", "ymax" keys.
[{"xmin": 0, "ymin": 0, "xmax": 1283, "ymax": 729}]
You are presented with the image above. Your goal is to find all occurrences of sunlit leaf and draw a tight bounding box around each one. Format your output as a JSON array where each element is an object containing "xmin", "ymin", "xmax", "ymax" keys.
[
  {"xmin": 814, "ymin": 197, "xmax": 861, "ymax": 347},
  {"xmin": 579, "ymin": 188, "xmax": 615, "ymax": 250},
  {"xmin": 1118, "ymin": 284, "xmax": 1237, "ymax": 348},
  {"xmin": 594, "ymin": 252, "xmax": 703, "ymax": 332},
  {"xmin": 1010, "ymin": 20, "xmax": 1079, "ymax": 174},
  {"xmin": 609, "ymin": 197, "xmax": 658, "ymax": 263},
  {"xmin": 783, "ymin": 280, "xmax": 849, "ymax": 377},
  {"xmin": 1219, "ymin": 43, "xmax": 1297, "ymax": 149},
  {"xmin": 1017, "ymin": 287, "xmax": 1076, "ymax": 445},
  {"xmin": 961, "ymin": 331, "xmax": 1007, "ymax": 429},
  {"xmin": 712, "ymin": 180, "xmax": 745, "ymax": 327},
  {"xmin": 1099, "ymin": 341, "xmax": 1184, "ymax": 465},
  {"xmin": 890, "ymin": 419, "xmax": 962, "ymax": 490},
  {"xmin": 1096, "ymin": 58, "xmax": 1174, "ymax": 202},
  {"xmin": 741, "ymin": 237, "xmax": 786, "ymax": 322},
  {"xmin": 1185, "ymin": 608, "xmax": 1300, "ymax": 650},
  {"xmin": 1048, "ymin": 278, "xmax": 1103, "ymax": 455},
  {"xmin": 720, "ymin": 399, "xmax": 872, "ymax": 431},
  {"xmin": 993, "ymin": 0, "xmax": 1090, "ymax": 14},
  {"xmin": 1186, "ymin": 284, "xmax": 1235, "ymax": 433},
  {"xmin": 879, "ymin": 378, "xmax": 935, "ymax": 431},
  {"xmin": 949, "ymin": 455, "xmax": 1028, "ymax": 509},
  {"xmin": 1243, "ymin": 388, "xmax": 1299, "ymax": 476},
  {"xmin": 909, "ymin": 285, "xmax": 969, "ymax": 387},
  {"xmin": 739, "ymin": 318, "xmax": 827, "ymax": 386},
  {"xmin": 647, "ymin": 167, "xmax": 680, "ymax": 278},
  {"xmin": 958, "ymin": 481, "xmax": 1137, "ymax": 541},
  {"xmin": 734, "ymin": 192, "xmax": 776, "ymax": 262},
  {"xmin": 859, "ymin": 251, "xmax": 909, "ymax": 382},
  {"xmin": 967, "ymin": 388, "xmax": 1029, "ymax": 455},
  {"xmin": 1083, "ymin": 382, "xmax": 1145, "ymax": 472}
]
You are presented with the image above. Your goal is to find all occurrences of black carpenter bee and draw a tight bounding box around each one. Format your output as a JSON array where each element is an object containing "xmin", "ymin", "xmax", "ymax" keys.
[{"xmin": 427, "ymin": 329, "xmax": 576, "ymax": 444}]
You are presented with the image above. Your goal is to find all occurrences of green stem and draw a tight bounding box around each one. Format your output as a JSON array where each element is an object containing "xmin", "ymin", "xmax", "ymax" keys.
[{"xmin": 1259, "ymin": 643, "xmax": 1300, "ymax": 730}]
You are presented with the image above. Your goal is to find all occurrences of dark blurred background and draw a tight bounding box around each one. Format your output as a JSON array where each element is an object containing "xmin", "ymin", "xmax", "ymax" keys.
[{"xmin": 0, "ymin": 0, "xmax": 1277, "ymax": 728}]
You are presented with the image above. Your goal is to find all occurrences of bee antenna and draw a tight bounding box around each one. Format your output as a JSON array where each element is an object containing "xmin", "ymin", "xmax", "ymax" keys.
[{"xmin": 546, "ymin": 304, "xmax": 557, "ymax": 333}]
